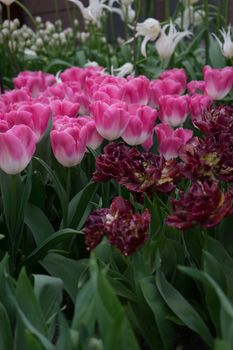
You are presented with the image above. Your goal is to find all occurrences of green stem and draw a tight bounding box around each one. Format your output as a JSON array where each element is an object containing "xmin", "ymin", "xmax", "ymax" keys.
[
  {"xmin": 224, "ymin": 0, "xmax": 229, "ymax": 26},
  {"xmin": 165, "ymin": 0, "xmax": 170, "ymax": 21},
  {"xmin": 6, "ymin": 5, "xmax": 11, "ymax": 21},
  {"xmin": 204, "ymin": 0, "xmax": 209, "ymax": 64},
  {"xmin": 14, "ymin": 0, "xmax": 37, "ymax": 29}
]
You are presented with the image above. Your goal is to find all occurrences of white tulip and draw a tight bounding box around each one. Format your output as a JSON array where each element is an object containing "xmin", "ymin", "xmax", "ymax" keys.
[
  {"xmin": 155, "ymin": 21, "xmax": 192, "ymax": 60},
  {"xmin": 134, "ymin": 18, "xmax": 161, "ymax": 57},
  {"xmin": 0, "ymin": 0, "xmax": 15, "ymax": 6},
  {"xmin": 112, "ymin": 62, "xmax": 134, "ymax": 77},
  {"xmin": 212, "ymin": 25, "xmax": 233, "ymax": 59},
  {"xmin": 175, "ymin": 6, "xmax": 205, "ymax": 29},
  {"xmin": 68, "ymin": 0, "xmax": 113, "ymax": 25}
]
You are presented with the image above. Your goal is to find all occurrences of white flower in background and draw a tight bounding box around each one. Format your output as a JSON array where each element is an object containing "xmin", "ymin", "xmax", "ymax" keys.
[
  {"xmin": 85, "ymin": 60, "xmax": 99, "ymax": 67},
  {"xmin": 111, "ymin": 62, "xmax": 134, "ymax": 77},
  {"xmin": 129, "ymin": 18, "xmax": 161, "ymax": 57},
  {"xmin": 24, "ymin": 48, "xmax": 38, "ymax": 58},
  {"xmin": 212, "ymin": 25, "xmax": 233, "ymax": 59},
  {"xmin": 0, "ymin": 0, "xmax": 15, "ymax": 6},
  {"xmin": 108, "ymin": 0, "xmax": 135, "ymax": 23},
  {"xmin": 155, "ymin": 21, "xmax": 192, "ymax": 59},
  {"xmin": 68, "ymin": 0, "xmax": 113, "ymax": 25},
  {"xmin": 175, "ymin": 6, "xmax": 205, "ymax": 29}
]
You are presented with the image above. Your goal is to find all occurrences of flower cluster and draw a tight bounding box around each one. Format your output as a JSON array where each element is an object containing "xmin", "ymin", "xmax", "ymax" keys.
[{"xmin": 84, "ymin": 196, "xmax": 150, "ymax": 255}]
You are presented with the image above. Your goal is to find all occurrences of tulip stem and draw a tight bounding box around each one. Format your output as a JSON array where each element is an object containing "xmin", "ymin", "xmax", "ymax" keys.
[
  {"xmin": 6, "ymin": 5, "xmax": 11, "ymax": 21},
  {"xmin": 204, "ymin": 0, "xmax": 210, "ymax": 64},
  {"xmin": 14, "ymin": 0, "xmax": 37, "ymax": 29}
]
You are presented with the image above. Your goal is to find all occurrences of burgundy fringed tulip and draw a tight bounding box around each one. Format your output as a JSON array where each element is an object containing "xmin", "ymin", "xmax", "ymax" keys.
[
  {"xmin": 122, "ymin": 105, "xmax": 157, "ymax": 145},
  {"xmin": 166, "ymin": 181, "xmax": 233, "ymax": 230},
  {"xmin": 203, "ymin": 66, "xmax": 233, "ymax": 100},
  {"xmin": 92, "ymin": 101, "xmax": 130, "ymax": 141},
  {"xmin": 158, "ymin": 95, "xmax": 190, "ymax": 127},
  {"xmin": 155, "ymin": 124, "xmax": 193, "ymax": 160},
  {"xmin": 0, "ymin": 125, "xmax": 36, "ymax": 174},
  {"xmin": 84, "ymin": 196, "xmax": 150, "ymax": 256}
]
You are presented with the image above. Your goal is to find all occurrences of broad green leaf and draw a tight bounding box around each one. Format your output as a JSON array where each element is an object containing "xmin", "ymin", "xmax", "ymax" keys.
[
  {"xmin": 90, "ymin": 258, "xmax": 140, "ymax": 350},
  {"xmin": 34, "ymin": 275, "xmax": 63, "ymax": 323},
  {"xmin": 140, "ymin": 277, "xmax": 174, "ymax": 349},
  {"xmin": 67, "ymin": 181, "xmax": 99, "ymax": 229},
  {"xmin": 214, "ymin": 339, "xmax": 231, "ymax": 350},
  {"xmin": 209, "ymin": 36, "xmax": 226, "ymax": 68},
  {"xmin": 41, "ymin": 253, "xmax": 89, "ymax": 303},
  {"xmin": 24, "ymin": 229, "xmax": 82, "ymax": 266},
  {"xmin": 56, "ymin": 314, "xmax": 73, "ymax": 350},
  {"xmin": 45, "ymin": 59, "xmax": 72, "ymax": 72},
  {"xmin": 0, "ymin": 302, "xmax": 13, "ymax": 350},
  {"xmin": 25, "ymin": 203, "xmax": 55, "ymax": 245},
  {"xmin": 156, "ymin": 270, "xmax": 213, "ymax": 347},
  {"xmin": 14, "ymin": 319, "xmax": 45, "ymax": 350}
]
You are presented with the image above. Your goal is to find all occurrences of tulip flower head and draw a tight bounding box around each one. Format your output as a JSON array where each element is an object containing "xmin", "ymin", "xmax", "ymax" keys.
[
  {"xmin": 212, "ymin": 25, "xmax": 233, "ymax": 59},
  {"xmin": 158, "ymin": 94, "xmax": 190, "ymax": 127},
  {"xmin": 132, "ymin": 18, "xmax": 161, "ymax": 57},
  {"xmin": 155, "ymin": 21, "xmax": 192, "ymax": 60},
  {"xmin": 0, "ymin": 0, "xmax": 14, "ymax": 5},
  {"xmin": 68, "ymin": 0, "xmax": 113, "ymax": 25},
  {"xmin": 203, "ymin": 66, "xmax": 233, "ymax": 100}
]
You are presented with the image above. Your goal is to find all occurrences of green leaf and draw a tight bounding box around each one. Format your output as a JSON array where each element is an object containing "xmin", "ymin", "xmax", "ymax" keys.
[
  {"xmin": 24, "ymin": 229, "xmax": 82, "ymax": 266},
  {"xmin": 67, "ymin": 181, "xmax": 99, "ymax": 229},
  {"xmin": 56, "ymin": 314, "xmax": 73, "ymax": 350},
  {"xmin": 140, "ymin": 276, "xmax": 174, "ymax": 349},
  {"xmin": 25, "ymin": 203, "xmax": 55, "ymax": 245},
  {"xmin": 41, "ymin": 253, "xmax": 89, "ymax": 303},
  {"xmin": 156, "ymin": 270, "xmax": 213, "ymax": 347},
  {"xmin": 0, "ymin": 302, "xmax": 13, "ymax": 350},
  {"xmin": 34, "ymin": 275, "xmax": 63, "ymax": 323},
  {"xmin": 45, "ymin": 59, "xmax": 72, "ymax": 72},
  {"xmin": 214, "ymin": 339, "xmax": 231, "ymax": 350},
  {"xmin": 209, "ymin": 36, "xmax": 226, "ymax": 68},
  {"xmin": 91, "ymin": 258, "xmax": 140, "ymax": 350}
]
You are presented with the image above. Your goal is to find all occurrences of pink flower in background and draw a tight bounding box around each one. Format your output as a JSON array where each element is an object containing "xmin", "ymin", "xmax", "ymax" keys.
[
  {"xmin": 203, "ymin": 66, "xmax": 233, "ymax": 100},
  {"xmin": 50, "ymin": 99, "xmax": 80, "ymax": 118},
  {"xmin": 50, "ymin": 124, "xmax": 87, "ymax": 167},
  {"xmin": 120, "ymin": 76, "xmax": 149, "ymax": 104},
  {"xmin": 60, "ymin": 66, "xmax": 104, "ymax": 86},
  {"xmin": 187, "ymin": 80, "xmax": 205, "ymax": 95},
  {"xmin": 0, "ymin": 125, "xmax": 36, "ymax": 174},
  {"xmin": 44, "ymin": 82, "xmax": 75, "ymax": 101},
  {"xmin": 190, "ymin": 94, "xmax": 212, "ymax": 121},
  {"xmin": 92, "ymin": 101, "xmax": 130, "ymax": 140},
  {"xmin": 149, "ymin": 78, "xmax": 183, "ymax": 107},
  {"xmin": 155, "ymin": 124, "xmax": 193, "ymax": 160},
  {"xmin": 14, "ymin": 71, "xmax": 55, "ymax": 98},
  {"xmin": 158, "ymin": 95, "xmax": 190, "ymax": 127},
  {"xmin": 122, "ymin": 105, "xmax": 157, "ymax": 145},
  {"xmin": 159, "ymin": 68, "xmax": 187, "ymax": 91}
]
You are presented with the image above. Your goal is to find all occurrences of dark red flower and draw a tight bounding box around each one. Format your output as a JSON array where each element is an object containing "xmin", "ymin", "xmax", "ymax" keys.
[
  {"xmin": 93, "ymin": 142, "xmax": 179, "ymax": 194},
  {"xmin": 83, "ymin": 208, "xmax": 109, "ymax": 250},
  {"xmin": 166, "ymin": 181, "xmax": 233, "ymax": 230},
  {"xmin": 83, "ymin": 196, "xmax": 150, "ymax": 255}
]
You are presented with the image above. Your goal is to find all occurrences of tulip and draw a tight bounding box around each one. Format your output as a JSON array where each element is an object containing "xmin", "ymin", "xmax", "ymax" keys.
[
  {"xmin": 212, "ymin": 25, "xmax": 233, "ymax": 59},
  {"xmin": 92, "ymin": 101, "xmax": 130, "ymax": 141},
  {"xmin": 203, "ymin": 66, "xmax": 233, "ymax": 100},
  {"xmin": 0, "ymin": 125, "xmax": 36, "ymax": 174},
  {"xmin": 149, "ymin": 78, "xmax": 183, "ymax": 107},
  {"xmin": 120, "ymin": 76, "xmax": 149, "ymax": 105},
  {"xmin": 50, "ymin": 124, "xmax": 87, "ymax": 167},
  {"xmin": 158, "ymin": 95, "xmax": 190, "ymax": 127},
  {"xmin": 76, "ymin": 117, "xmax": 103, "ymax": 149},
  {"xmin": 155, "ymin": 21, "xmax": 192, "ymax": 60},
  {"xmin": 14, "ymin": 71, "xmax": 55, "ymax": 98},
  {"xmin": 159, "ymin": 68, "xmax": 187, "ymax": 91},
  {"xmin": 122, "ymin": 105, "xmax": 157, "ymax": 145},
  {"xmin": 155, "ymin": 124, "xmax": 193, "ymax": 160},
  {"xmin": 175, "ymin": 6, "xmax": 205, "ymax": 30},
  {"xmin": 50, "ymin": 99, "xmax": 80, "ymax": 118},
  {"xmin": 112, "ymin": 62, "xmax": 134, "ymax": 77},
  {"xmin": 190, "ymin": 94, "xmax": 212, "ymax": 121},
  {"xmin": 129, "ymin": 18, "xmax": 161, "ymax": 57},
  {"xmin": 187, "ymin": 80, "xmax": 205, "ymax": 95}
]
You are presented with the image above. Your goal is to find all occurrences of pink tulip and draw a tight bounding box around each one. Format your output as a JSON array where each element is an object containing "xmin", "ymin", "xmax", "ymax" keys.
[
  {"xmin": 92, "ymin": 101, "xmax": 130, "ymax": 141},
  {"xmin": 159, "ymin": 68, "xmax": 187, "ymax": 91},
  {"xmin": 187, "ymin": 80, "xmax": 205, "ymax": 95},
  {"xmin": 120, "ymin": 76, "xmax": 149, "ymax": 105},
  {"xmin": 73, "ymin": 93, "xmax": 90, "ymax": 115},
  {"xmin": 44, "ymin": 83, "xmax": 75, "ymax": 101},
  {"xmin": 0, "ymin": 125, "xmax": 36, "ymax": 174},
  {"xmin": 149, "ymin": 78, "xmax": 183, "ymax": 107},
  {"xmin": 122, "ymin": 106, "xmax": 157, "ymax": 145},
  {"xmin": 61, "ymin": 66, "xmax": 104, "ymax": 85},
  {"xmin": 50, "ymin": 124, "xmax": 87, "ymax": 167},
  {"xmin": 14, "ymin": 71, "xmax": 55, "ymax": 97},
  {"xmin": 2, "ymin": 89, "xmax": 30, "ymax": 108},
  {"xmin": 50, "ymin": 99, "xmax": 80, "ymax": 118},
  {"xmin": 155, "ymin": 124, "xmax": 193, "ymax": 160},
  {"xmin": 77, "ymin": 117, "xmax": 103, "ymax": 149},
  {"xmin": 158, "ymin": 95, "xmax": 190, "ymax": 127},
  {"xmin": 190, "ymin": 94, "xmax": 212, "ymax": 120},
  {"xmin": 203, "ymin": 66, "xmax": 233, "ymax": 100}
]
